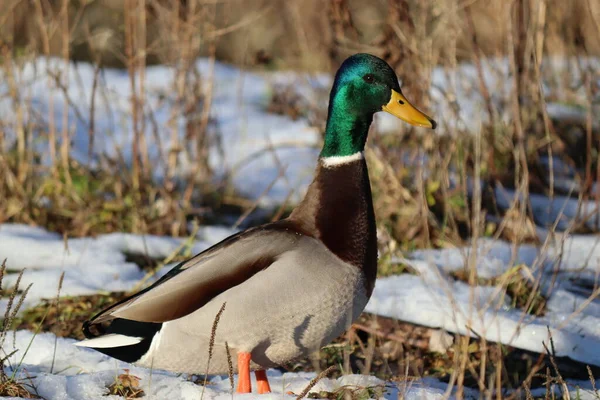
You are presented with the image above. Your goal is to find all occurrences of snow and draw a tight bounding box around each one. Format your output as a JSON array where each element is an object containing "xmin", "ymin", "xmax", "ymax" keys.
[
  {"xmin": 0, "ymin": 330, "xmax": 431, "ymax": 400},
  {"xmin": 0, "ymin": 223, "xmax": 237, "ymax": 310},
  {"xmin": 494, "ymin": 184, "xmax": 600, "ymax": 231},
  {"xmin": 4, "ymin": 329, "xmax": 593, "ymax": 399},
  {"xmin": 369, "ymin": 236, "xmax": 600, "ymax": 368}
]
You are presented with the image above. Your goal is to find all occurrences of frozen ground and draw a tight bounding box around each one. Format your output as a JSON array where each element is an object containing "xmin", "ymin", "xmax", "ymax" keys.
[
  {"xmin": 0, "ymin": 223, "xmax": 235, "ymax": 312},
  {"xmin": 4, "ymin": 222, "xmax": 600, "ymax": 370},
  {"xmin": 0, "ymin": 327, "xmax": 594, "ymax": 399},
  {"xmin": 2, "ymin": 330, "xmax": 414, "ymax": 400},
  {"xmin": 371, "ymin": 235, "xmax": 600, "ymax": 367},
  {"xmin": 1, "ymin": 224, "xmax": 600, "ymax": 398},
  {"xmin": 2, "ymin": 330, "xmax": 438, "ymax": 400}
]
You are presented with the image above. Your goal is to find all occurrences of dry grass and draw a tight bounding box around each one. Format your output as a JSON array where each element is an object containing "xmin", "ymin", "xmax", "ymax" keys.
[
  {"xmin": 0, "ymin": 0, "xmax": 599, "ymax": 399},
  {"xmin": 1, "ymin": 0, "xmax": 599, "ymax": 69},
  {"xmin": 106, "ymin": 369, "xmax": 145, "ymax": 399},
  {"xmin": 200, "ymin": 301, "xmax": 226, "ymax": 398},
  {"xmin": 0, "ymin": 0, "xmax": 231, "ymax": 238},
  {"xmin": 295, "ymin": 365, "xmax": 338, "ymax": 400},
  {"xmin": 0, "ymin": 260, "xmax": 39, "ymax": 399},
  {"xmin": 449, "ymin": 265, "xmax": 547, "ymax": 316},
  {"xmin": 305, "ymin": 385, "xmax": 385, "ymax": 400}
]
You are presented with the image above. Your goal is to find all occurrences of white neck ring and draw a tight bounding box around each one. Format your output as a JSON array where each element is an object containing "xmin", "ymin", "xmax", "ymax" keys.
[{"xmin": 320, "ymin": 151, "xmax": 364, "ymax": 168}]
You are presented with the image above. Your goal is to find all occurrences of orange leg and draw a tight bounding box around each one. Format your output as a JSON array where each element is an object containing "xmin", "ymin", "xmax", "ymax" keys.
[
  {"xmin": 236, "ymin": 352, "xmax": 252, "ymax": 393},
  {"xmin": 255, "ymin": 369, "xmax": 271, "ymax": 394}
]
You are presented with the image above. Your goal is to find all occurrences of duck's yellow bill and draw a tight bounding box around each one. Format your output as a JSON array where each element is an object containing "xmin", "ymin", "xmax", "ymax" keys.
[{"xmin": 382, "ymin": 89, "xmax": 436, "ymax": 129}]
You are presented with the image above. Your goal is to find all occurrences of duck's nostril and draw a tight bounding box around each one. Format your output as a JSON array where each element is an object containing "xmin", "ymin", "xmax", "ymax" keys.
[{"xmin": 398, "ymin": 100, "xmax": 405, "ymax": 105}]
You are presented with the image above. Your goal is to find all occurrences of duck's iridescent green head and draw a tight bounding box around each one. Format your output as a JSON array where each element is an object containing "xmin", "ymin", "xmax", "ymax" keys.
[{"xmin": 321, "ymin": 53, "xmax": 436, "ymax": 158}]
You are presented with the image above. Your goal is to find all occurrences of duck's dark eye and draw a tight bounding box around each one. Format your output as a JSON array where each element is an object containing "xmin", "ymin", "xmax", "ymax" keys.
[{"xmin": 363, "ymin": 74, "xmax": 375, "ymax": 83}]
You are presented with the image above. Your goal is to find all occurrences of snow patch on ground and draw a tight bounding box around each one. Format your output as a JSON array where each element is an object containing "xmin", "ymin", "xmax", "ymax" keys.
[
  {"xmin": 0, "ymin": 223, "xmax": 237, "ymax": 310},
  {"xmin": 494, "ymin": 185, "xmax": 600, "ymax": 232},
  {"xmin": 2, "ymin": 223, "xmax": 600, "ymax": 369},
  {"xmin": 2, "ymin": 330, "xmax": 450, "ymax": 400},
  {"xmin": 1, "ymin": 330, "xmax": 594, "ymax": 399},
  {"xmin": 369, "ymin": 236, "xmax": 600, "ymax": 367}
]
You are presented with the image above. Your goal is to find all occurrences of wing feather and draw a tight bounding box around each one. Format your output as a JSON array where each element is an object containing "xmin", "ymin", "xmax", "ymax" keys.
[{"xmin": 87, "ymin": 223, "xmax": 303, "ymax": 326}]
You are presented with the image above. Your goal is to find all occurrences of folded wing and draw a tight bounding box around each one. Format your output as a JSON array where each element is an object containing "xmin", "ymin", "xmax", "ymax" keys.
[{"xmin": 86, "ymin": 223, "xmax": 304, "ymax": 328}]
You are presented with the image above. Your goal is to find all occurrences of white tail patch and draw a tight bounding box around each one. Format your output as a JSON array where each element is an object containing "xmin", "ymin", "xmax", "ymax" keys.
[
  {"xmin": 321, "ymin": 152, "xmax": 364, "ymax": 168},
  {"xmin": 74, "ymin": 334, "xmax": 143, "ymax": 349},
  {"xmin": 136, "ymin": 326, "xmax": 164, "ymax": 364}
]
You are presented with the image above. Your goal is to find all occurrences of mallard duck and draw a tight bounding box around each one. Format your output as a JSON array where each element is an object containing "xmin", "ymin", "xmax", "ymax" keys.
[{"xmin": 77, "ymin": 53, "xmax": 436, "ymax": 394}]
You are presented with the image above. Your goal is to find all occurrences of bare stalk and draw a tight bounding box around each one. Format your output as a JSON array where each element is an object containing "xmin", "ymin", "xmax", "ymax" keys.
[
  {"xmin": 60, "ymin": 0, "xmax": 72, "ymax": 186},
  {"xmin": 125, "ymin": 0, "xmax": 142, "ymax": 192}
]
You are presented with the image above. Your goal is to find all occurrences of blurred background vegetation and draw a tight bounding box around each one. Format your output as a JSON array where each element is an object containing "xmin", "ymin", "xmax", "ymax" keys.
[
  {"xmin": 0, "ymin": 0, "xmax": 599, "ymax": 244},
  {"xmin": 2, "ymin": 0, "xmax": 600, "ymax": 68}
]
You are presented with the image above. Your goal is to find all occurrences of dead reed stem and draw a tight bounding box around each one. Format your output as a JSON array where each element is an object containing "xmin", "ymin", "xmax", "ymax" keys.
[
  {"xmin": 60, "ymin": 0, "xmax": 71, "ymax": 186},
  {"xmin": 200, "ymin": 302, "xmax": 226, "ymax": 399},
  {"xmin": 225, "ymin": 342, "xmax": 234, "ymax": 394},
  {"xmin": 49, "ymin": 272, "xmax": 65, "ymax": 374},
  {"xmin": 125, "ymin": 0, "xmax": 142, "ymax": 192}
]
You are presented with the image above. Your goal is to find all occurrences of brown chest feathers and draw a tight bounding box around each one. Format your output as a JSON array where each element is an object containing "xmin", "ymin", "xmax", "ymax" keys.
[{"xmin": 288, "ymin": 157, "xmax": 378, "ymax": 296}]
